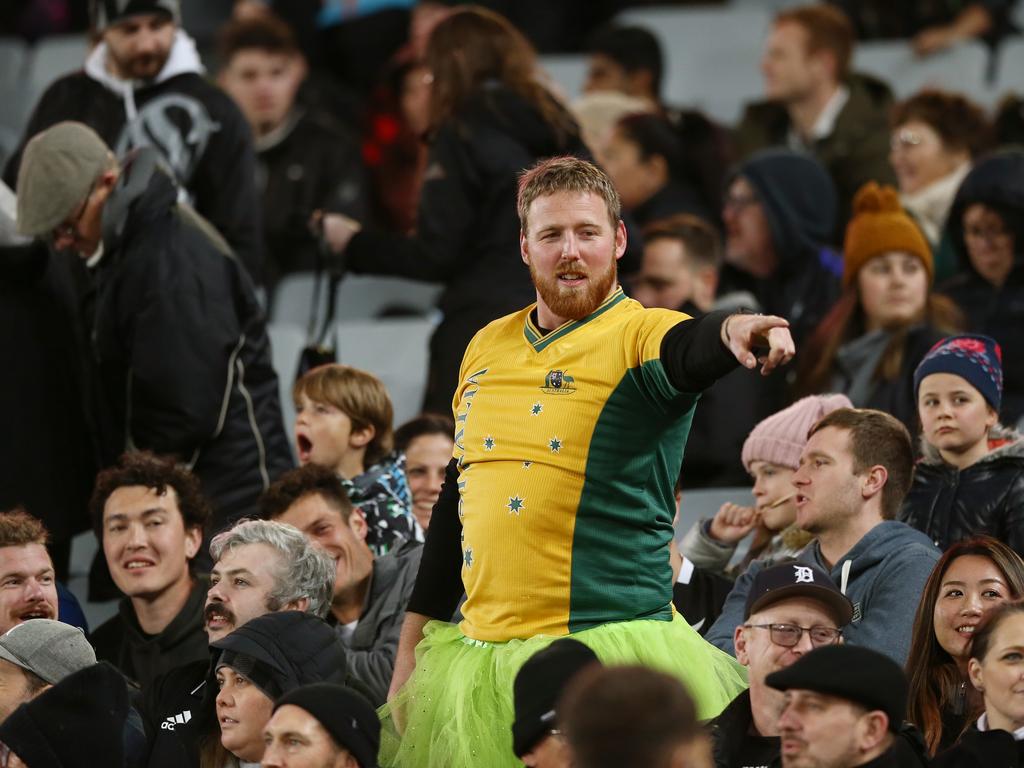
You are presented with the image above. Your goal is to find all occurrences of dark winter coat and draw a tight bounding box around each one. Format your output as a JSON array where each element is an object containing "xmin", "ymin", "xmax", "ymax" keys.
[
  {"xmin": 734, "ymin": 73, "xmax": 897, "ymax": 232},
  {"xmin": 344, "ymin": 82, "xmax": 593, "ymax": 412},
  {"xmin": 91, "ymin": 580, "xmax": 209, "ymax": 692},
  {"xmin": 933, "ymin": 724, "xmax": 1024, "ymax": 768},
  {"xmin": 900, "ymin": 428, "xmax": 1024, "ymax": 555},
  {"xmin": 707, "ymin": 690, "xmax": 781, "ymax": 768},
  {"xmin": 82, "ymin": 148, "xmax": 292, "ymax": 533},
  {"xmin": 940, "ymin": 150, "xmax": 1024, "ymax": 426},
  {"xmin": 2, "ymin": 31, "xmax": 263, "ymax": 282}
]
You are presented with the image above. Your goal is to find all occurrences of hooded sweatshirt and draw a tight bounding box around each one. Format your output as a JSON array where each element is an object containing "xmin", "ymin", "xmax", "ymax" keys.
[
  {"xmin": 705, "ymin": 520, "xmax": 939, "ymax": 665},
  {"xmin": 2, "ymin": 29, "xmax": 263, "ymax": 281},
  {"xmin": 901, "ymin": 426, "xmax": 1024, "ymax": 555},
  {"xmin": 940, "ymin": 151, "xmax": 1024, "ymax": 426},
  {"xmin": 720, "ymin": 149, "xmax": 843, "ymax": 348}
]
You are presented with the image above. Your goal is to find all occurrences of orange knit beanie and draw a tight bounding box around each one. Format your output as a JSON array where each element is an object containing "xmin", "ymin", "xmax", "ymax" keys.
[{"xmin": 842, "ymin": 181, "xmax": 932, "ymax": 289}]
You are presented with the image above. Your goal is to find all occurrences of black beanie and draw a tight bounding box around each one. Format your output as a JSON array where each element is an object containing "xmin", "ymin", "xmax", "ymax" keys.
[
  {"xmin": 511, "ymin": 639, "xmax": 601, "ymax": 757},
  {"xmin": 731, "ymin": 149, "xmax": 837, "ymax": 262},
  {"xmin": 0, "ymin": 662, "xmax": 128, "ymax": 768},
  {"xmin": 275, "ymin": 683, "xmax": 381, "ymax": 768}
]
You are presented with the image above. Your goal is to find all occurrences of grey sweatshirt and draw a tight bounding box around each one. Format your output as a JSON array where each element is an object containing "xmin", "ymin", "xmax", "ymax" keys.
[{"xmin": 704, "ymin": 520, "xmax": 939, "ymax": 665}]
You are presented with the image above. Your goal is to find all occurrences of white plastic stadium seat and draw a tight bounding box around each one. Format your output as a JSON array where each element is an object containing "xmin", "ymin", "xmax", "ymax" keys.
[
  {"xmin": 267, "ymin": 322, "xmax": 307, "ymax": 460},
  {"xmin": 0, "ymin": 37, "xmax": 28, "ymax": 87},
  {"xmin": 852, "ymin": 40, "xmax": 989, "ymax": 100},
  {"xmin": 26, "ymin": 34, "xmax": 90, "ymax": 106},
  {"xmin": 270, "ymin": 272, "xmax": 443, "ymax": 327},
  {"xmin": 615, "ymin": 6, "xmax": 771, "ymax": 125},
  {"xmin": 334, "ymin": 318, "xmax": 434, "ymax": 427},
  {"xmin": 538, "ymin": 54, "xmax": 591, "ymax": 102}
]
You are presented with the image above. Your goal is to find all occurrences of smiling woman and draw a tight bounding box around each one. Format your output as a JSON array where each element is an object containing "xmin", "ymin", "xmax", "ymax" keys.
[
  {"xmin": 905, "ymin": 537, "xmax": 1024, "ymax": 755},
  {"xmin": 796, "ymin": 182, "xmax": 962, "ymax": 435}
]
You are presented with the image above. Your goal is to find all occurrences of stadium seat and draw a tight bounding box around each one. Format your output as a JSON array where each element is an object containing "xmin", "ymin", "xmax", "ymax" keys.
[
  {"xmin": 334, "ymin": 318, "xmax": 434, "ymax": 428},
  {"xmin": 993, "ymin": 39, "xmax": 1024, "ymax": 108},
  {"xmin": 615, "ymin": 6, "xmax": 771, "ymax": 125},
  {"xmin": 0, "ymin": 37, "xmax": 28, "ymax": 87},
  {"xmin": 267, "ymin": 322, "xmax": 306, "ymax": 460},
  {"xmin": 852, "ymin": 39, "xmax": 989, "ymax": 100},
  {"xmin": 270, "ymin": 272, "xmax": 443, "ymax": 327},
  {"xmin": 26, "ymin": 34, "xmax": 90, "ymax": 105},
  {"xmin": 538, "ymin": 53, "xmax": 591, "ymax": 102}
]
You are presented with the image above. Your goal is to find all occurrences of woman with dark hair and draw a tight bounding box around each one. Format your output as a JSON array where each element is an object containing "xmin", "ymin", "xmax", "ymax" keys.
[
  {"xmin": 319, "ymin": 6, "xmax": 589, "ymax": 413},
  {"xmin": 940, "ymin": 150, "xmax": 1024, "ymax": 426},
  {"xmin": 933, "ymin": 599, "xmax": 1024, "ymax": 766},
  {"xmin": 889, "ymin": 89, "xmax": 991, "ymax": 282},
  {"xmin": 394, "ymin": 413, "xmax": 455, "ymax": 531},
  {"xmin": 796, "ymin": 181, "xmax": 962, "ymax": 435},
  {"xmin": 601, "ymin": 112, "xmax": 710, "ymax": 228},
  {"xmin": 905, "ymin": 537, "xmax": 1024, "ymax": 755}
]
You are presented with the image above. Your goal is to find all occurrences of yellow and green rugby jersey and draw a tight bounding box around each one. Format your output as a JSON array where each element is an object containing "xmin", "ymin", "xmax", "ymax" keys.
[{"xmin": 452, "ymin": 287, "xmax": 701, "ymax": 642}]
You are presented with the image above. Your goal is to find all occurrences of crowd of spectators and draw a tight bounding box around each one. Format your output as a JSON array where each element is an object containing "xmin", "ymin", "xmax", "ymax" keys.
[{"xmin": 2, "ymin": 0, "xmax": 1024, "ymax": 766}]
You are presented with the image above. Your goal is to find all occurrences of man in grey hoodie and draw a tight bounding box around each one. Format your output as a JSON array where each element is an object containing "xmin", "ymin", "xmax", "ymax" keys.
[{"xmin": 705, "ymin": 408, "xmax": 939, "ymax": 665}]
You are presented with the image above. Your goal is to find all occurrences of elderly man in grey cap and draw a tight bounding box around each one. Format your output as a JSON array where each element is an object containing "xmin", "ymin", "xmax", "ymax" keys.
[
  {"xmin": 15, "ymin": 122, "xmax": 292, "ymax": 561},
  {"xmin": 0, "ymin": 619, "xmax": 96, "ymax": 723},
  {"xmin": 2, "ymin": 0, "xmax": 263, "ymax": 280}
]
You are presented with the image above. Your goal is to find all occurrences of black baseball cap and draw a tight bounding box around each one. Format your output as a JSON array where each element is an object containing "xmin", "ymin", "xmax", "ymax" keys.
[{"xmin": 744, "ymin": 561, "xmax": 853, "ymax": 626}]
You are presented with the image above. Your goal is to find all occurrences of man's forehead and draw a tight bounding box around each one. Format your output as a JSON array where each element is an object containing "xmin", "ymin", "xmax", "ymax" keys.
[
  {"xmin": 528, "ymin": 191, "xmax": 613, "ymax": 226},
  {"xmin": 803, "ymin": 426, "xmax": 849, "ymax": 456},
  {"xmin": 216, "ymin": 542, "xmax": 279, "ymax": 571},
  {"xmin": 103, "ymin": 484, "xmax": 180, "ymax": 517},
  {"xmin": 0, "ymin": 543, "xmax": 53, "ymax": 573}
]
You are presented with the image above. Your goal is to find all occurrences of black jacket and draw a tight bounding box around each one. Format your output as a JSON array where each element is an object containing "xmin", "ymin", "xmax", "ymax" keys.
[
  {"xmin": 140, "ymin": 658, "xmax": 207, "ymax": 768},
  {"xmin": 91, "ymin": 579, "xmax": 209, "ymax": 692},
  {"xmin": 344, "ymin": 83, "xmax": 593, "ymax": 411},
  {"xmin": 3, "ymin": 34, "xmax": 263, "ymax": 282},
  {"xmin": 900, "ymin": 428, "xmax": 1024, "ymax": 555},
  {"xmin": 707, "ymin": 690, "xmax": 781, "ymax": 768},
  {"xmin": 82, "ymin": 148, "xmax": 292, "ymax": 531},
  {"xmin": 256, "ymin": 108, "xmax": 367, "ymax": 295},
  {"xmin": 940, "ymin": 150, "xmax": 1024, "ymax": 426},
  {"xmin": 934, "ymin": 725, "xmax": 1024, "ymax": 768}
]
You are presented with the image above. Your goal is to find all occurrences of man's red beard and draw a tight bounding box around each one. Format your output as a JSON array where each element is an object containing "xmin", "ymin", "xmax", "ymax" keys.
[{"xmin": 529, "ymin": 257, "xmax": 618, "ymax": 324}]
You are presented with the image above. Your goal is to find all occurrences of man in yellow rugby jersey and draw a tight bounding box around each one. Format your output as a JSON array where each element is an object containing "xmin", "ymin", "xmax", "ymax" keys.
[{"xmin": 380, "ymin": 156, "xmax": 796, "ymax": 767}]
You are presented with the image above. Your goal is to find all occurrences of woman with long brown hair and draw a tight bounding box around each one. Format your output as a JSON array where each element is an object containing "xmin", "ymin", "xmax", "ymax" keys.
[
  {"xmin": 320, "ymin": 6, "xmax": 589, "ymax": 412},
  {"xmin": 905, "ymin": 536, "xmax": 1024, "ymax": 755},
  {"xmin": 796, "ymin": 181, "xmax": 962, "ymax": 435}
]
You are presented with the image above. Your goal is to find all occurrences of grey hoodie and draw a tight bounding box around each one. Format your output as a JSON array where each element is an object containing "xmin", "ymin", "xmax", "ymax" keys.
[{"xmin": 705, "ymin": 520, "xmax": 939, "ymax": 665}]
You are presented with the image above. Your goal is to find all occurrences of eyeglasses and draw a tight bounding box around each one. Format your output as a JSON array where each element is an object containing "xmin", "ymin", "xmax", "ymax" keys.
[
  {"xmin": 890, "ymin": 128, "xmax": 925, "ymax": 151},
  {"xmin": 964, "ymin": 225, "xmax": 1010, "ymax": 244},
  {"xmin": 744, "ymin": 623, "xmax": 841, "ymax": 648},
  {"xmin": 723, "ymin": 192, "xmax": 759, "ymax": 212},
  {"xmin": 51, "ymin": 184, "xmax": 94, "ymax": 244}
]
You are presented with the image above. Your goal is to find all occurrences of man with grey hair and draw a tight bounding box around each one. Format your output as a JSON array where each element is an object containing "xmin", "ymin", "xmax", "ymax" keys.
[
  {"xmin": 12, "ymin": 122, "xmax": 292, "ymax": 558},
  {"xmin": 2, "ymin": 0, "xmax": 263, "ymax": 278},
  {"xmin": 142, "ymin": 518, "xmax": 335, "ymax": 768},
  {"xmin": 0, "ymin": 619, "xmax": 96, "ymax": 723}
]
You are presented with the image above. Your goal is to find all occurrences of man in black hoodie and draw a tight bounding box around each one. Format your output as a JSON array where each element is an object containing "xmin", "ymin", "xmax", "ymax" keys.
[
  {"xmin": 2, "ymin": 0, "xmax": 263, "ymax": 282},
  {"xmin": 14, "ymin": 122, "xmax": 292, "ymax": 546}
]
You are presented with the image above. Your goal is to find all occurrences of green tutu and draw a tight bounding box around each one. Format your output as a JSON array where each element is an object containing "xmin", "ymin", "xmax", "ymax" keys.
[{"xmin": 378, "ymin": 614, "xmax": 747, "ymax": 767}]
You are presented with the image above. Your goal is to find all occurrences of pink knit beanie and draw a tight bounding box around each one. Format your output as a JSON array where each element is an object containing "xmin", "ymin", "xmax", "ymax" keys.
[{"xmin": 741, "ymin": 394, "xmax": 854, "ymax": 472}]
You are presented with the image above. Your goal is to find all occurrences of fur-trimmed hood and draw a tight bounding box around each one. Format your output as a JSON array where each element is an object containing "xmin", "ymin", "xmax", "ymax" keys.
[{"xmin": 919, "ymin": 424, "xmax": 1024, "ymax": 466}]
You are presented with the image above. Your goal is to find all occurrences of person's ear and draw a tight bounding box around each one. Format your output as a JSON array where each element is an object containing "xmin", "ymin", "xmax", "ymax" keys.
[
  {"xmin": 520, "ymin": 228, "xmax": 531, "ymax": 266},
  {"xmin": 348, "ymin": 509, "xmax": 368, "ymax": 542},
  {"xmin": 968, "ymin": 657, "xmax": 985, "ymax": 692},
  {"xmin": 856, "ymin": 710, "xmax": 890, "ymax": 753},
  {"xmin": 734, "ymin": 625, "xmax": 750, "ymax": 665},
  {"xmin": 349, "ymin": 424, "xmax": 375, "ymax": 450},
  {"xmin": 861, "ymin": 465, "xmax": 888, "ymax": 501},
  {"xmin": 184, "ymin": 525, "xmax": 203, "ymax": 560},
  {"xmin": 985, "ymin": 405, "xmax": 998, "ymax": 432},
  {"xmin": 283, "ymin": 595, "xmax": 310, "ymax": 612},
  {"xmin": 614, "ymin": 219, "xmax": 627, "ymax": 261}
]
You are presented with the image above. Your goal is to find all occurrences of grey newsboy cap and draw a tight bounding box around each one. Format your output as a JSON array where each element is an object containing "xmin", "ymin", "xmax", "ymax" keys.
[
  {"xmin": 16, "ymin": 121, "xmax": 113, "ymax": 237},
  {"xmin": 0, "ymin": 619, "xmax": 97, "ymax": 685}
]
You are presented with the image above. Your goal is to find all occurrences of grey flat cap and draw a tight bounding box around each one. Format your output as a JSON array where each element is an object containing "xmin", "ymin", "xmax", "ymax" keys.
[
  {"xmin": 16, "ymin": 121, "xmax": 112, "ymax": 237},
  {"xmin": 0, "ymin": 619, "xmax": 97, "ymax": 685}
]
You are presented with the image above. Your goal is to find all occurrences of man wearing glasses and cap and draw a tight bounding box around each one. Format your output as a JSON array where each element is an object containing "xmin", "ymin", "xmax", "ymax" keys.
[{"xmin": 707, "ymin": 561, "xmax": 853, "ymax": 768}]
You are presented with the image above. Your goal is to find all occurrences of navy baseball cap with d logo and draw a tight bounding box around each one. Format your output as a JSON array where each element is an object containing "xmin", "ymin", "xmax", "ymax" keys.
[{"xmin": 744, "ymin": 561, "xmax": 854, "ymax": 626}]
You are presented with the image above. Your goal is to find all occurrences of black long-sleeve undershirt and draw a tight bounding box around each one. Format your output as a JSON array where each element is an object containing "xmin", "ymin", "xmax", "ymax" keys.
[{"xmin": 406, "ymin": 311, "xmax": 738, "ymax": 620}]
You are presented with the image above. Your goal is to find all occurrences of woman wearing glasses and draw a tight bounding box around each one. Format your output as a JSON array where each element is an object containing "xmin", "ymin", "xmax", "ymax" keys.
[
  {"xmin": 905, "ymin": 537, "xmax": 1024, "ymax": 755},
  {"xmin": 939, "ymin": 150, "xmax": 1024, "ymax": 426},
  {"xmin": 888, "ymin": 90, "xmax": 991, "ymax": 283}
]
